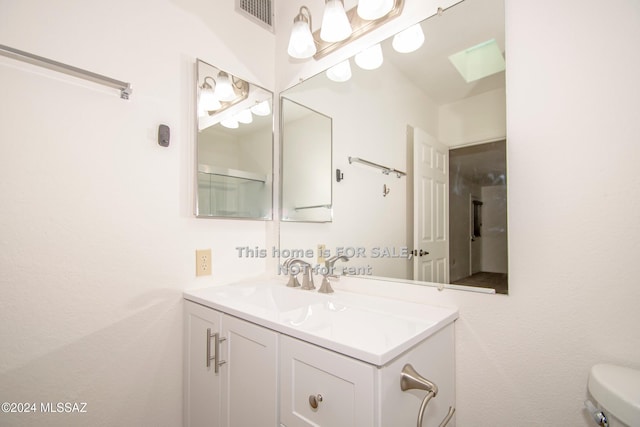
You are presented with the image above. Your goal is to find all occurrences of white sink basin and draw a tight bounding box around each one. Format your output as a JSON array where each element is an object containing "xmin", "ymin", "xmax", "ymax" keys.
[{"xmin": 184, "ymin": 280, "xmax": 458, "ymax": 365}]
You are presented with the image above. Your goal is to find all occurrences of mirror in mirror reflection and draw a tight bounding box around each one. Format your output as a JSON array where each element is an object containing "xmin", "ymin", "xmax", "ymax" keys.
[
  {"xmin": 195, "ymin": 59, "xmax": 274, "ymax": 219},
  {"xmin": 279, "ymin": 0, "xmax": 507, "ymax": 293},
  {"xmin": 281, "ymin": 98, "xmax": 333, "ymax": 222}
]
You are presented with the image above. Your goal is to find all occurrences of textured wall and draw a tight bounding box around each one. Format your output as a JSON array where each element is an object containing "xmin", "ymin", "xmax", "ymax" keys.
[
  {"xmin": 276, "ymin": 0, "xmax": 640, "ymax": 425},
  {"xmin": 0, "ymin": 0, "xmax": 274, "ymax": 425}
]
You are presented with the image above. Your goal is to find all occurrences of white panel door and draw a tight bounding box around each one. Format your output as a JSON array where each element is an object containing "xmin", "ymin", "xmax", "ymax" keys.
[
  {"xmin": 413, "ymin": 127, "xmax": 449, "ymax": 283},
  {"xmin": 221, "ymin": 314, "xmax": 279, "ymax": 427}
]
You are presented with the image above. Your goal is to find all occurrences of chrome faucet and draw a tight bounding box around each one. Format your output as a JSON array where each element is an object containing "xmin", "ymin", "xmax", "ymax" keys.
[
  {"xmin": 283, "ymin": 258, "xmax": 314, "ymax": 290},
  {"xmin": 319, "ymin": 255, "xmax": 349, "ymax": 294}
]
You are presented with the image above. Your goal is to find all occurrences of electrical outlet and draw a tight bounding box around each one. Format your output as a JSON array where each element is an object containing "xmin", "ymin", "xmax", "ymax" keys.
[
  {"xmin": 196, "ymin": 249, "xmax": 212, "ymax": 277},
  {"xmin": 317, "ymin": 244, "xmax": 326, "ymax": 264}
]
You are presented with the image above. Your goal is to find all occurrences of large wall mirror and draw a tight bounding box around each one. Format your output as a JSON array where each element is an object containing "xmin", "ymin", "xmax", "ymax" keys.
[
  {"xmin": 195, "ymin": 59, "xmax": 273, "ymax": 219},
  {"xmin": 279, "ymin": 0, "xmax": 507, "ymax": 293}
]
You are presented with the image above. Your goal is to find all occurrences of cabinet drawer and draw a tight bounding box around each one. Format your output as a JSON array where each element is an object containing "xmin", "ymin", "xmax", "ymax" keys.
[{"xmin": 280, "ymin": 335, "xmax": 375, "ymax": 427}]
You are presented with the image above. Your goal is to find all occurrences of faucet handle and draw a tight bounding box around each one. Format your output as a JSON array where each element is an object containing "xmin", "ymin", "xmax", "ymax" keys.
[
  {"xmin": 300, "ymin": 272, "xmax": 315, "ymax": 290},
  {"xmin": 318, "ymin": 276, "xmax": 334, "ymax": 294},
  {"xmin": 286, "ymin": 275, "xmax": 301, "ymax": 288}
]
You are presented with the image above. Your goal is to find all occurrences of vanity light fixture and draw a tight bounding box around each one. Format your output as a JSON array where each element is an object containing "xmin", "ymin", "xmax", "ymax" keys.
[
  {"xmin": 320, "ymin": 0, "xmax": 352, "ymax": 42},
  {"xmin": 199, "ymin": 70, "xmax": 250, "ymax": 116},
  {"xmin": 357, "ymin": 0, "xmax": 394, "ymax": 21},
  {"xmin": 287, "ymin": 0, "xmax": 404, "ymax": 60},
  {"xmin": 199, "ymin": 77, "xmax": 222, "ymax": 111},
  {"xmin": 287, "ymin": 6, "xmax": 316, "ymax": 59},
  {"xmin": 221, "ymin": 117, "xmax": 239, "ymax": 129},
  {"xmin": 326, "ymin": 59, "xmax": 352, "ymax": 82},
  {"xmin": 215, "ymin": 71, "xmax": 236, "ymax": 102},
  {"xmin": 251, "ymin": 100, "xmax": 271, "ymax": 116},
  {"xmin": 392, "ymin": 23, "xmax": 425, "ymax": 53},
  {"xmin": 235, "ymin": 108, "xmax": 253, "ymax": 124},
  {"xmin": 354, "ymin": 43, "xmax": 383, "ymax": 70}
]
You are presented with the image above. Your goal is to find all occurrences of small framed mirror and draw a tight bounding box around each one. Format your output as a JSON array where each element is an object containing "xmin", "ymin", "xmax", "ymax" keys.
[
  {"xmin": 280, "ymin": 97, "xmax": 333, "ymax": 222},
  {"xmin": 195, "ymin": 59, "xmax": 274, "ymax": 220}
]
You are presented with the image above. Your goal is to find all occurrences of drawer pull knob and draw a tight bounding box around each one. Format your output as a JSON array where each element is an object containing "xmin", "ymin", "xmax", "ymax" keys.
[{"xmin": 308, "ymin": 394, "xmax": 323, "ymax": 409}]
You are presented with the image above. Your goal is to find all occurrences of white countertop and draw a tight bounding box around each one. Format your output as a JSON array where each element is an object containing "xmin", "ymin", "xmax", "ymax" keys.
[{"xmin": 184, "ymin": 279, "xmax": 458, "ymax": 366}]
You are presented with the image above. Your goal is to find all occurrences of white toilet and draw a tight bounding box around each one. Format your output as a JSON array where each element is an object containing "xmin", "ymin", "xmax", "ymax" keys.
[{"xmin": 587, "ymin": 363, "xmax": 640, "ymax": 427}]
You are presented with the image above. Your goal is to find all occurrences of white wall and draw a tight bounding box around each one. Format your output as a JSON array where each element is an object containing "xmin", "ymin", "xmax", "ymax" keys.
[
  {"xmin": 0, "ymin": 0, "xmax": 274, "ymax": 425},
  {"xmin": 2, "ymin": 0, "xmax": 640, "ymax": 426},
  {"xmin": 449, "ymin": 177, "xmax": 480, "ymax": 282},
  {"xmin": 276, "ymin": 0, "xmax": 640, "ymax": 425},
  {"xmin": 439, "ymin": 87, "xmax": 507, "ymax": 146},
  {"xmin": 480, "ymin": 185, "xmax": 507, "ymax": 274}
]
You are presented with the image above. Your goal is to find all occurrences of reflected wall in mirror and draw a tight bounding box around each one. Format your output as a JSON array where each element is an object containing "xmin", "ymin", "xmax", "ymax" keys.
[
  {"xmin": 281, "ymin": 98, "xmax": 332, "ymax": 222},
  {"xmin": 195, "ymin": 59, "xmax": 273, "ymax": 219},
  {"xmin": 279, "ymin": 0, "xmax": 507, "ymax": 293}
]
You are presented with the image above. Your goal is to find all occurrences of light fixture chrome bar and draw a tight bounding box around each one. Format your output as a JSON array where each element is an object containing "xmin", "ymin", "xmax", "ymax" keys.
[
  {"xmin": 0, "ymin": 44, "xmax": 133, "ymax": 99},
  {"xmin": 294, "ymin": 204, "xmax": 332, "ymax": 211},
  {"xmin": 313, "ymin": 0, "xmax": 405, "ymax": 60},
  {"xmin": 348, "ymin": 156, "xmax": 406, "ymax": 178}
]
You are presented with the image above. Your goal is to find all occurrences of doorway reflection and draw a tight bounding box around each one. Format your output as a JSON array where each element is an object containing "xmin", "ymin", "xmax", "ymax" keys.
[{"xmin": 449, "ymin": 140, "xmax": 507, "ymax": 293}]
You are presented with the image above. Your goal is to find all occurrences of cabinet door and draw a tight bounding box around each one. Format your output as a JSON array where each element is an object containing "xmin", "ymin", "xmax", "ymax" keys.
[
  {"xmin": 280, "ymin": 335, "xmax": 375, "ymax": 427},
  {"xmin": 221, "ymin": 314, "xmax": 279, "ymax": 427},
  {"xmin": 184, "ymin": 300, "xmax": 223, "ymax": 427}
]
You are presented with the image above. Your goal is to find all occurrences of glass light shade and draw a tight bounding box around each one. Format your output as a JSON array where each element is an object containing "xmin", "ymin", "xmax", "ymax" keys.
[
  {"xmin": 392, "ymin": 24, "xmax": 425, "ymax": 53},
  {"xmin": 251, "ymin": 100, "xmax": 271, "ymax": 116},
  {"xmin": 320, "ymin": 0, "xmax": 352, "ymax": 42},
  {"xmin": 199, "ymin": 86, "xmax": 221, "ymax": 111},
  {"xmin": 220, "ymin": 117, "xmax": 239, "ymax": 129},
  {"xmin": 288, "ymin": 19, "xmax": 316, "ymax": 59},
  {"xmin": 215, "ymin": 72, "xmax": 235, "ymax": 102},
  {"xmin": 355, "ymin": 44, "xmax": 384, "ymax": 70},
  {"xmin": 357, "ymin": 0, "xmax": 394, "ymax": 20},
  {"xmin": 235, "ymin": 109, "xmax": 253, "ymax": 124},
  {"xmin": 326, "ymin": 60, "xmax": 352, "ymax": 82}
]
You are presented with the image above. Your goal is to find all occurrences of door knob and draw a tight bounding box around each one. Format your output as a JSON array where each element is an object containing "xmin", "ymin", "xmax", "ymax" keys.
[
  {"xmin": 411, "ymin": 249, "xmax": 429, "ymax": 257},
  {"xmin": 308, "ymin": 394, "xmax": 323, "ymax": 409}
]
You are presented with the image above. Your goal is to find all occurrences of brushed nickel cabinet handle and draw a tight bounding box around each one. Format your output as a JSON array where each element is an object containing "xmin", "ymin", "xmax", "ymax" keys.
[
  {"xmin": 206, "ymin": 328, "xmax": 215, "ymax": 368},
  {"xmin": 308, "ymin": 394, "xmax": 323, "ymax": 409},
  {"xmin": 206, "ymin": 328, "xmax": 226, "ymax": 373},
  {"xmin": 214, "ymin": 333, "xmax": 226, "ymax": 373}
]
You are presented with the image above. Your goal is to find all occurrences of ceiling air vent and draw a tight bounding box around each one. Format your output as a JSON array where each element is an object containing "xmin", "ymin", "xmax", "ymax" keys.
[{"xmin": 236, "ymin": 0, "xmax": 274, "ymax": 33}]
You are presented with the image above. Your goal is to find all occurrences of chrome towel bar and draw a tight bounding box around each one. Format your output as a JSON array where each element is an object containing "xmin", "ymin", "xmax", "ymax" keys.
[
  {"xmin": 348, "ymin": 156, "xmax": 406, "ymax": 178},
  {"xmin": 0, "ymin": 44, "xmax": 133, "ymax": 99}
]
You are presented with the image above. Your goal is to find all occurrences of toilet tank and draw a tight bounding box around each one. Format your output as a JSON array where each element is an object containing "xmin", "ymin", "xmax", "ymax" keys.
[{"xmin": 588, "ymin": 364, "xmax": 640, "ymax": 426}]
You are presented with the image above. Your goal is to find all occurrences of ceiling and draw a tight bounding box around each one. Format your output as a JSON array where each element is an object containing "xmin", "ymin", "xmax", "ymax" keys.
[{"xmin": 382, "ymin": 0, "xmax": 505, "ymax": 106}]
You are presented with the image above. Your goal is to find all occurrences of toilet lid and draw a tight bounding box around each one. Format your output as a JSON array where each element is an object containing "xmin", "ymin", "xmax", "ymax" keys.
[{"xmin": 588, "ymin": 364, "xmax": 640, "ymax": 426}]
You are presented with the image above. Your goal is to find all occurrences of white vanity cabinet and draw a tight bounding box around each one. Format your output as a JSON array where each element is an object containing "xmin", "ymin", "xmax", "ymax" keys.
[
  {"xmin": 184, "ymin": 300, "xmax": 279, "ymax": 427},
  {"xmin": 280, "ymin": 335, "xmax": 376, "ymax": 427},
  {"xmin": 279, "ymin": 324, "xmax": 455, "ymax": 427},
  {"xmin": 184, "ymin": 281, "xmax": 458, "ymax": 427}
]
